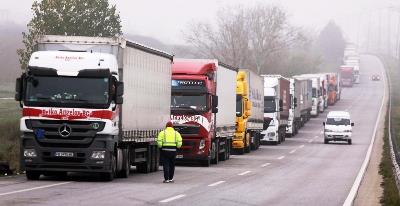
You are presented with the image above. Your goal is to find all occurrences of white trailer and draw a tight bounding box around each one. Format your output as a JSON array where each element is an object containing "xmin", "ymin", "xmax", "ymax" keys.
[{"xmin": 17, "ymin": 35, "xmax": 173, "ymax": 181}]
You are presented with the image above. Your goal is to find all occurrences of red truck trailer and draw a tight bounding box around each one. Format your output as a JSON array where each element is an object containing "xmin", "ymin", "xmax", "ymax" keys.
[{"xmin": 171, "ymin": 59, "xmax": 237, "ymax": 166}]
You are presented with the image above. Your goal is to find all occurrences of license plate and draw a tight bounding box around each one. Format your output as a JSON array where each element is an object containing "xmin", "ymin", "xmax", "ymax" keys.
[
  {"xmin": 176, "ymin": 154, "xmax": 183, "ymax": 159},
  {"xmin": 54, "ymin": 152, "xmax": 74, "ymax": 157}
]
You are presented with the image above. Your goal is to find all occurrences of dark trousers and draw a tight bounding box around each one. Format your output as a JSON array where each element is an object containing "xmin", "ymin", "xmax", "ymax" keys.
[{"xmin": 161, "ymin": 150, "xmax": 176, "ymax": 180}]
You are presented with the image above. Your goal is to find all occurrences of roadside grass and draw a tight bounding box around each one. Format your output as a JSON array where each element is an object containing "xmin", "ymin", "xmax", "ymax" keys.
[
  {"xmin": 380, "ymin": 56, "xmax": 400, "ymax": 205},
  {"xmin": 379, "ymin": 113, "xmax": 400, "ymax": 205},
  {"xmin": 0, "ymin": 95, "xmax": 21, "ymax": 173}
]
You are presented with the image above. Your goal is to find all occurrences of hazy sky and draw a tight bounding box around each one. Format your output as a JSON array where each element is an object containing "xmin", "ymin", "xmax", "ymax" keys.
[{"xmin": 1, "ymin": 0, "xmax": 398, "ymax": 45}]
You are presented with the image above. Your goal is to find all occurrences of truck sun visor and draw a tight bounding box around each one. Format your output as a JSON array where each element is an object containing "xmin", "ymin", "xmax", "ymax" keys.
[
  {"xmin": 28, "ymin": 67, "xmax": 58, "ymax": 76},
  {"xmin": 78, "ymin": 69, "xmax": 111, "ymax": 77}
]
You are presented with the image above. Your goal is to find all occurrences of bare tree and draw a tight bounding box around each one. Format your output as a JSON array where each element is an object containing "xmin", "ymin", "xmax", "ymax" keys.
[
  {"xmin": 184, "ymin": 3, "xmax": 312, "ymax": 75},
  {"xmin": 185, "ymin": 6, "xmax": 251, "ymax": 68}
]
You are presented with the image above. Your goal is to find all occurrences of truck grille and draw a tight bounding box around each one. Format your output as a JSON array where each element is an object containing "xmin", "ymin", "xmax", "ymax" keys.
[
  {"xmin": 26, "ymin": 119, "xmax": 105, "ymax": 147},
  {"xmin": 174, "ymin": 124, "xmax": 200, "ymax": 135}
]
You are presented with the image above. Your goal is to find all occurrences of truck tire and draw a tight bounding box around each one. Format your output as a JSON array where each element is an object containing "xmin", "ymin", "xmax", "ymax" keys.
[
  {"xmin": 26, "ymin": 171, "xmax": 41, "ymax": 180},
  {"xmin": 137, "ymin": 146, "xmax": 151, "ymax": 173},
  {"xmin": 226, "ymin": 140, "xmax": 231, "ymax": 159},
  {"xmin": 211, "ymin": 139, "xmax": 219, "ymax": 164},
  {"xmin": 324, "ymin": 139, "xmax": 329, "ymax": 144},
  {"xmin": 117, "ymin": 148, "xmax": 130, "ymax": 178},
  {"xmin": 348, "ymin": 139, "xmax": 352, "ymax": 145},
  {"xmin": 219, "ymin": 139, "xmax": 227, "ymax": 161},
  {"xmin": 101, "ymin": 152, "xmax": 116, "ymax": 181}
]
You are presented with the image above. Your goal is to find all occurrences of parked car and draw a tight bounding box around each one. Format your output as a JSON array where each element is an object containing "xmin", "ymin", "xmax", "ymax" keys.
[
  {"xmin": 371, "ymin": 75, "xmax": 381, "ymax": 81},
  {"xmin": 323, "ymin": 111, "xmax": 354, "ymax": 145}
]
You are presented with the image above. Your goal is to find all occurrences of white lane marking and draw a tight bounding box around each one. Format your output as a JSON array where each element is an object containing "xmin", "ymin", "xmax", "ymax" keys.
[
  {"xmin": 277, "ymin": 156, "xmax": 285, "ymax": 160},
  {"xmin": 343, "ymin": 56, "xmax": 387, "ymax": 206},
  {"xmin": 289, "ymin": 149, "xmax": 296, "ymax": 154},
  {"xmin": 308, "ymin": 139, "xmax": 313, "ymax": 143},
  {"xmin": 298, "ymin": 145, "xmax": 305, "ymax": 149},
  {"xmin": 159, "ymin": 194, "xmax": 186, "ymax": 203},
  {"xmin": 208, "ymin": 181, "xmax": 225, "ymax": 187},
  {"xmin": 261, "ymin": 163, "xmax": 271, "ymax": 167},
  {"xmin": 238, "ymin": 171, "xmax": 251, "ymax": 176},
  {"xmin": 0, "ymin": 182, "xmax": 72, "ymax": 196}
]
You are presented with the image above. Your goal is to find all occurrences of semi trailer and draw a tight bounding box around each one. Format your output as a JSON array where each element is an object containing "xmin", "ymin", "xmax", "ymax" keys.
[
  {"xmin": 15, "ymin": 35, "xmax": 173, "ymax": 181},
  {"xmin": 339, "ymin": 66, "xmax": 354, "ymax": 87},
  {"xmin": 171, "ymin": 59, "xmax": 237, "ymax": 166},
  {"xmin": 293, "ymin": 75, "xmax": 321, "ymax": 117}
]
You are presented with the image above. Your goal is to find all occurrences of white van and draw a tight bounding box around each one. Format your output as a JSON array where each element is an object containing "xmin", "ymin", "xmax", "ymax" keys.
[{"xmin": 323, "ymin": 111, "xmax": 354, "ymax": 144}]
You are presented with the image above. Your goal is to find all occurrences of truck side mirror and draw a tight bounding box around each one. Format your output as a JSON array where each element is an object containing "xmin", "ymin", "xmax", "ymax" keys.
[
  {"xmin": 245, "ymin": 101, "xmax": 252, "ymax": 110},
  {"xmin": 212, "ymin": 95, "xmax": 218, "ymax": 108},
  {"xmin": 323, "ymin": 122, "xmax": 325, "ymax": 126},
  {"xmin": 351, "ymin": 122, "xmax": 354, "ymax": 126},
  {"xmin": 279, "ymin": 99, "xmax": 283, "ymax": 111},
  {"xmin": 212, "ymin": 107, "xmax": 218, "ymax": 113},
  {"xmin": 294, "ymin": 97, "xmax": 298, "ymax": 108},
  {"xmin": 116, "ymin": 81, "xmax": 124, "ymax": 97},
  {"xmin": 15, "ymin": 77, "xmax": 22, "ymax": 101},
  {"xmin": 115, "ymin": 96, "xmax": 123, "ymax": 104}
]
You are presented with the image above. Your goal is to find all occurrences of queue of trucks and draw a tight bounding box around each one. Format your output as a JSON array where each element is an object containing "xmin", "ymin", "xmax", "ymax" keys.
[
  {"xmin": 15, "ymin": 35, "xmax": 348, "ymax": 181},
  {"xmin": 340, "ymin": 44, "xmax": 361, "ymax": 87}
]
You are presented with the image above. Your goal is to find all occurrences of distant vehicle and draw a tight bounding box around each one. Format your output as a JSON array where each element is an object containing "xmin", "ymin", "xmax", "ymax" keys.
[
  {"xmin": 371, "ymin": 75, "xmax": 381, "ymax": 81},
  {"xmin": 339, "ymin": 66, "xmax": 354, "ymax": 87},
  {"xmin": 323, "ymin": 111, "xmax": 354, "ymax": 145}
]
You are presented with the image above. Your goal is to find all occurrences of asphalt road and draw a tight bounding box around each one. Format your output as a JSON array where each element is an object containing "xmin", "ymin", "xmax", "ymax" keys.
[{"xmin": 0, "ymin": 55, "xmax": 385, "ymax": 206}]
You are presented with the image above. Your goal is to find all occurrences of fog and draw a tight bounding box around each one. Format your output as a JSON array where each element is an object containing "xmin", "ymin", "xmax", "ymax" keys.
[{"xmin": 1, "ymin": 0, "xmax": 397, "ymax": 45}]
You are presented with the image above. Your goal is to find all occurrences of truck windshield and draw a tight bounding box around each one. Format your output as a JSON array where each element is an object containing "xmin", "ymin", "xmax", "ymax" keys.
[
  {"xmin": 25, "ymin": 76, "xmax": 110, "ymax": 108},
  {"xmin": 326, "ymin": 118, "xmax": 350, "ymax": 125},
  {"xmin": 171, "ymin": 94, "xmax": 207, "ymax": 112},
  {"xmin": 264, "ymin": 97, "xmax": 276, "ymax": 113}
]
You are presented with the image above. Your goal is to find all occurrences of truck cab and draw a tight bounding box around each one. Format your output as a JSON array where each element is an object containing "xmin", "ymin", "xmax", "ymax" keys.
[{"xmin": 16, "ymin": 51, "xmax": 123, "ymax": 180}]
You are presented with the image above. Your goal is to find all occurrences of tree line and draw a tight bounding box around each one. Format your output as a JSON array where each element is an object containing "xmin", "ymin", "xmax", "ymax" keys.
[{"xmin": 18, "ymin": 0, "xmax": 346, "ymax": 76}]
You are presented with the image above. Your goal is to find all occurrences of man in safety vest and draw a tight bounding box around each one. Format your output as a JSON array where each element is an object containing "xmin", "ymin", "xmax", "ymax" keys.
[{"xmin": 157, "ymin": 121, "xmax": 182, "ymax": 183}]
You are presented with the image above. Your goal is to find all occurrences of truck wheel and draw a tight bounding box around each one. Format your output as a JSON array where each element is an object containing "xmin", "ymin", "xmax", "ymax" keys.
[
  {"xmin": 154, "ymin": 147, "xmax": 160, "ymax": 171},
  {"xmin": 211, "ymin": 140, "xmax": 219, "ymax": 164},
  {"xmin": 26, "ymin": 171, "xmax": 41, "ymax": 180},
  {"xmin": 201, "ymin": 157, "xmax": 211, "ymax": 167},
  {"xmin": 219, "ymin": 139, "xmax": 227, "ymax": 161},
  {"xmin": 226, "ymin": 140, "xmax": 231, "ymax": 159},
  {"xmin": 348, "ymin": 139, "xmax": 352, "ymax": 145},
  {"xmin": 324, "ymin": 139, "xmax": 329, "ymax": 144},
  {"xmin": 117, "ymin": 148, "xmax": 130, "ymax": 178},
  {"xmin": 137, "ymin": 147, "xmax": 151, "ymax": 173},
  {"xmin": 101, "ymin": 153, "xmax": 116, "ymax": 181}
]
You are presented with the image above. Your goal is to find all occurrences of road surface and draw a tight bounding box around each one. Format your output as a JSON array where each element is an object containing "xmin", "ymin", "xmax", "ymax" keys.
[{"xmin": 0, "ymin": 55, "xmax": 385, "ymax": 206}]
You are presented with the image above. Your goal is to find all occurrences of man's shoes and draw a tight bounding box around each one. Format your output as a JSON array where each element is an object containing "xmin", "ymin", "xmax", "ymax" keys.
[
  {"xmin": 169, "ymin": 179, "xmax": 174, "ymax": 183},
  {"xmin": 163, "ymin": 180, "xmax": 170, "ymax": 183}
]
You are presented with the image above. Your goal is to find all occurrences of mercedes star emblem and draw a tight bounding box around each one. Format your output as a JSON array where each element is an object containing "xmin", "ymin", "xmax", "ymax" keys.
[{"xmin": 58, "ymin": 124, "xmax": 72, "ymax": 138}]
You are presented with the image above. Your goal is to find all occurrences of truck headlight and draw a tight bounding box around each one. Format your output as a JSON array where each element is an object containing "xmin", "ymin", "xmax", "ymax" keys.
[
  {"xmin": 268, "ymin": 132, "xmax": 275, "ymax": 137},
  {"xmin": 91, "ymin": 151, "xmax": 105, "ymax": 159},
  {"xmin": 24, "ymin": 149, "xmax": 37, "ymax": 157},
  {"xmin": 199, "ymin": 139, "xmax": 206, "ymax": 150}
]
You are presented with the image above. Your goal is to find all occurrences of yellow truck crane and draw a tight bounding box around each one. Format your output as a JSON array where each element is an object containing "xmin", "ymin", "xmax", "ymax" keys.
[{"xmin": 232, "ymin": 70, "xmax": 264, "ymax": 154}]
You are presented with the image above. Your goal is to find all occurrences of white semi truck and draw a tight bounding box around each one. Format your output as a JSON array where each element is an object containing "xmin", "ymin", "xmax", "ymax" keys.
[
  {"xmin": 15, "ymin": 35, "xmax": 173, "ymax": 181},
  {"xmin": 293, "ymin": 75, "xmax": 321, "ymax": 117}
]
